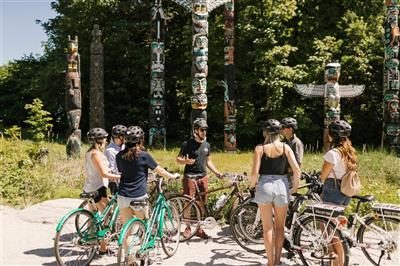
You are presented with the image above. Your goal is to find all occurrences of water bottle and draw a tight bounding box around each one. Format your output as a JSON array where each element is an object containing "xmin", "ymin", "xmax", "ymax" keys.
[{"xmin": 214, "ymin": 193, "xmax": 227, "ymax": 210}]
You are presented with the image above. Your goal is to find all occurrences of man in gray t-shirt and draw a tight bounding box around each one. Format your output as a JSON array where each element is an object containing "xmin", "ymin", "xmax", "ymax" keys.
[{"xmin": 281, "ymin": 117, "xmax": 304, "ymax": 188}]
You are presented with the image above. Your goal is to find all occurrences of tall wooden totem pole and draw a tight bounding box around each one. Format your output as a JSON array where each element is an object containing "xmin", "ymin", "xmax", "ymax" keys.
[
  {"xmin": 90, "ymin": 25, "xmax": 105, "ymax": 129},
  {"xmin": 221, "ymin": 0, "xmax": 237, "ymax": 151},
  {"xmin": 65, "ymin": 35, "xmax": 82, "ymax": 158},
  {"xmin": 170, "ymin": 0, "xmax": 232, "ymax": 127},
  {"xmin": 384, "ymin": 0, "xmax": 400, "ymax": 155},
  {"xmin": 295, "ymin": 62, "xmax": 365, "ymax": 152},
  {"xmin": 149, "ymin": 0, "xmax": 167, "ymax": 148}
]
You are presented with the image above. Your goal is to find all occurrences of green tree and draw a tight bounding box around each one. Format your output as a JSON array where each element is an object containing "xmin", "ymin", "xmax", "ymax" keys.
[{"xmin": 24, "ymin": 98, "xmax": 54, "ymax": 141}]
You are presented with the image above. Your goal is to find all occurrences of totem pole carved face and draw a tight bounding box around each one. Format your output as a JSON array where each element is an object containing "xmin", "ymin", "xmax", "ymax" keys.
[
  {"xmin": 324, "ymin": 62, "xmax": 341, "ymax": 83},
  {"xmin": 192, "ymin": 78, "xmax": 207, "ymax": 94},
  {"xmin": 193, "ymin": 0, "xmax": 207, "ymax": 14},
  {"xmin": 386, "ymin": 45, "xmax": 399, "ymax": 59},
  {"xmin": 151, "ymin": 42, "xmax": 165, "ymax": 73},
  {"xmin": 193, "ymin": 59, "xmax": 208, "ymax": 78},
  {"xmin": 386, "ymin": 124, "xmax": 400, "ymax": 136},
  {"xmin": 194, "ymin": 20, "xmax": 208, "ymax": 35},
  {"xmin": 224, "ymin": 2, "xmax": 234, "ymax": 16},
  {"xmin": 326, "ymin": 108, "xmax": 340, "ymax": 122},
  {"xmin": 195, "ymin": 36, "xmax": 208, "ymax": 49},
  {"xmin": 191, "ymin": 93, "xmax": 208, "ymax": 110},
  {"xmin": 151, "ymin": 79, "xmax": 165, "ymax": 98}
]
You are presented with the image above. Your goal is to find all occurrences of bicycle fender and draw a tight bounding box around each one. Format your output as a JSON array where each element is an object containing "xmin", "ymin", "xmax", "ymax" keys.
[
  {"xmin": 118, "ymin": 218, "xmax": 146, "ymax": 246},
  {"xmin": 55, "ymin": 208, "xmax": 94, "ymax": 232}
]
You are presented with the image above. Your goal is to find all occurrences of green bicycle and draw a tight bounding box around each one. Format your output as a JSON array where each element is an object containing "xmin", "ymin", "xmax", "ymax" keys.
[
  {"xmin": 117, "ymin": 173, "xmax": 181, "ymax": 266},
  {"xmin": 54, "ymin": 191, "xmax": 121, "ymax": 266}
]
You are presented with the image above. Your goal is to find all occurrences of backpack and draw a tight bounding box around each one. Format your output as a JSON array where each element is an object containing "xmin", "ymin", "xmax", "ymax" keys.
[{"xmin": 339, "ymin": 170, "xmax": 362, "ymax": 197}]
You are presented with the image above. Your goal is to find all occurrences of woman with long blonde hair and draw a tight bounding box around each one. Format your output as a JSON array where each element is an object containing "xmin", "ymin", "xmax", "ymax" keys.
[
  {"xmin": 320, "ymin": 120, "xmax": 357, "ymax": 266},
  {"xmin": 249, "ymin": 119, "xmax": 300, "ymax": 266}
]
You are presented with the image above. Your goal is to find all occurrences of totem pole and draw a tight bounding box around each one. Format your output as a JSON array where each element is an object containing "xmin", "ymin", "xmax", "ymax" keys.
[
  {"xmin": 295, "ymin": 62, "xmax": 365, "ymax": 152},
  {"xmin": 90, "ymin": 25, "xmax": 105, "ymax": 129},
  {"xmin": 170, "ymin": 0, "xmax": 231, "ymax": 128},
  {"xmin": 384, "ymin": 0, "xmax": 400, "ymax": 155},
  {"xmin": 149, "ymin": 0, "xmax": 167, "ymax": 148},
  {"xmin": 221, "ymin": 0, "xmax": 236, "ymax": 151},
  {"xmin": 65, "ymin": 35, "xmax": 82, "ymax": 158}
]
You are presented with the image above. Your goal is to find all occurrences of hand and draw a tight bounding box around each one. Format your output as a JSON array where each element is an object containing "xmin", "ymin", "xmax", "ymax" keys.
[
  {"xmin": 171, "ymin": 173, "xmax": 180, "ymax": 179},
  {"xmin": 185, "ymin": 155, "xmax": 195, "ymax": 165},
  {"xmin": 289, "ymin": 188, "xmax": 298, "ymax": 195},
  {"xmin": 215, "ymin": 172, "xmax": 223, "ymax": 179}
]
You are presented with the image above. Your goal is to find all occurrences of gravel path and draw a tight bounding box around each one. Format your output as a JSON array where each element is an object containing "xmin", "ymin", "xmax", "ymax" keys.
[{"xmin": 0, "ymin": 199, "xmax": 392, "ymax": 265}]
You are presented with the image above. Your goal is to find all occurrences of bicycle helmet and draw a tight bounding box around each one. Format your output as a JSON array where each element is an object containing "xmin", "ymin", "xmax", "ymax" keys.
[
  {"xmin": 328, "ymin": 120, "xmax": 351, "ymax": 137},
  {"xmin": 87, "ymin": 128, "xmax": 108, "ymax": 143},
  {"xmin": 281, "ymin": 117, "xmax": 298, "ymax": 130},
  {"xmin": 126, "ymin": 126, "xmax": 145, "ymax": 143},
  {"xmin": 261, "ymin": 119, "xmax": 282, "ymax": 134},
  {"xmin": 193, "ymin": 118, "xmax": 208, "ymax": 129},
  {"xmin": 111, "ymin": 124, "xmax": 127, "ymax": 137}
]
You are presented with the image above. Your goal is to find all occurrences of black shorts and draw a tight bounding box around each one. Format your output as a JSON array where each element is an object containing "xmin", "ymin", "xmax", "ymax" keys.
[{"xmin": 94, "ymin": 186, "xmax": 108, "ymax": 203}]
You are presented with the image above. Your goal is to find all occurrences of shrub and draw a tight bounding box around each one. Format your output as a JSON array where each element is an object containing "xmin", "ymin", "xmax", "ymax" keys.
[{"xmin": 24, "ymin": 98, "xmax": 53, "ymax": 141}]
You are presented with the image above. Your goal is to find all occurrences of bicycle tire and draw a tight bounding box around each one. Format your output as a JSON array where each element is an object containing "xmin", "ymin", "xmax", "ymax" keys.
[
  {"xmin": 117, "ymin": 220, "xmax": 146, "ymax": 266},
  {"xmin": 293, "ymin": 215, "xmax": 350, "ymax": 266},
  {"xmin": 357, "ymin": 216, "xmax": 400, "ymax": 266},
  {"xmin": 161, "ymin": 203, "xmax": 181, "ymax": 257},
  {"xmin": 54, "ymin": 210, "xmax": 97, "ymax": 266},
  {"xmin": 229, "ymin": 202, "xmax": 264, "ymax": 254},
  {"xmin": 167, "ymin": 195, "xmax": 202, "ymax": 241}
]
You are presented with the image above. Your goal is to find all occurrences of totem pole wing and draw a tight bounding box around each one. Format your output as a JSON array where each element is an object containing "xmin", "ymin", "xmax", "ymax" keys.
[
  {"xmin": 208, "ymin": 0, "xmax": 232, "ymax": 12},
  {"xmin": 294, "ymin": 84, "xmax": 325, "ymax": 97},
  {"xmin": 170, "ymin": 0, "xmax": 192, "ymax": 12},
  {"xmin": 339, "ymin": 85, "xmax": 365, "ymax": 98}
]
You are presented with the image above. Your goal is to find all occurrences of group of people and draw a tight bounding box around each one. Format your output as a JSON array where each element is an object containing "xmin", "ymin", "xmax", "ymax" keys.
[
  {"xmin": 249, "ymin": 118, "xmax": 356, "ymax": 266},
  {"xmin": 82, "ymin": 116, "xmax": 357, "ymax": 266}
]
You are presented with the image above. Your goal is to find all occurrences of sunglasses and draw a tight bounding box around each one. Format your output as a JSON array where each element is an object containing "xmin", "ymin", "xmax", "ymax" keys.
[{"xmin": 199, "ymin": 128, "xmax": 207, "ymax": 132}]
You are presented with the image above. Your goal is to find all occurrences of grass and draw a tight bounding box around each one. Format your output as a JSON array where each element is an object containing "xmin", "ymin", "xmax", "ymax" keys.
[{"xmin": 1, "ymin": 139, "xmax": 399, "ymax": 213}]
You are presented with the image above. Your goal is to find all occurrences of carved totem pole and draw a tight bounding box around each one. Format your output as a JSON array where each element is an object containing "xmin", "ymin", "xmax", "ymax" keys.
[
  {"xmin": 221, "ymin": 0, "xmax": 237, "ymax": 151},
  {"xmin": 170, "ymin": 0, "xmax": 232, "ymax": 127},
  {"xmin": 65, "ymin": 35, "xmax": 82, "ymax": 158},
  {"xmin": 149, "ymin": 0, "xmax": 167, "ymax": 148},
  {"xmin": 295, "ymin": 62, "xmax": 365, "ymax": 152},
  {"xmin": 384, "ymin": 0, "xmax": 400, "ymax": 155},
  {"xmin": 90, "ymin": 25, "xmax": 105, "ymax": 129}
]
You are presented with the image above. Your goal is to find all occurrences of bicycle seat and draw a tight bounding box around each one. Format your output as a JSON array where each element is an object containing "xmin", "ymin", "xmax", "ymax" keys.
[
  {"xmin": 352, "ymin": 195, "xmax": 374, "ymax": 202},
  {"xmin": 80, "ymin": 191, "xmax": 99, "ymax": 199}
]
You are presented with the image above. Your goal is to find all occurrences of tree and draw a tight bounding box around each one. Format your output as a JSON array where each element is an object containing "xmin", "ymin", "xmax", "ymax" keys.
[{"xmin": 24, "ymin": 98, "xmax": 54, "ymax": 141}]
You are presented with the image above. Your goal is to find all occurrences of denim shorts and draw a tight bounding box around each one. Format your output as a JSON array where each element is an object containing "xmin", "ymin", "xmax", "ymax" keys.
[
  {"xmin": 254, "ymin": 175, "xmax": 289, "ymax": 206},
  {"xmin": 321, "ymin": 179, "xmax": 351, "ymax": 206},
  {"xmin": 117, "ymin": 194, "xmax": 148, "ymax": 209}
]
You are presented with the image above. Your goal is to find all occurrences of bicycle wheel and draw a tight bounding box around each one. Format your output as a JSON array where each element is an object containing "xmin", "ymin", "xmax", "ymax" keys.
[
  {"xmin": 117, "ymin": 220, "xmax": 146, "ymax": 266},
  {"xmin": 161, "ymin": 203, "xmax": 181, "ymax": 257},
  {"xmin": 293, "ymin": 215, "xmax": 350, "ymax": 266},
  {"xmin": 54, "ymin": 210, "xmax": 98, "ymax": 266},
  {"xmin": 357, "ymin": 216, "xmax": 400, "ymax": 265},
  {"xmin": 229, "ymin": 202, "xmax": 264, "ymax": 254},
  {"xmin": 167, "ymin": 195, "xmax": 201, "ymax": 241}
]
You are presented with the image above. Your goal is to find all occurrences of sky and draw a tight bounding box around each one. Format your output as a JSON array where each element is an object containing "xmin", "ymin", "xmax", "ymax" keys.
[{"xmin": 1, "ymin": 0, "xmax": 56, "ymax": 65}]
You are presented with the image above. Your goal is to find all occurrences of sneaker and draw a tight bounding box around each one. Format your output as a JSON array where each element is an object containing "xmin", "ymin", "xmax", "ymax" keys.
[
  {"xmin": 196, "ymin": 229, "xmax": 210, "ymax": 239},
  {"xmin": 182, "ymin": 226, "xmax": 191, "ymax": 238}
]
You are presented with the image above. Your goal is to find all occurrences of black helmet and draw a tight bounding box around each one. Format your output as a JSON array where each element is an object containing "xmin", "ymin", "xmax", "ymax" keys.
[
  {"xmin": 328, "ymin": 120, "xmax": 351, "ymax": 137},
  {"xmin": 193, "ymin": 118, "xmax": 208, "ymax": 129},
  {"xmin": 126, "ymin": 126, "xmax": 145, "ymax": 144},
  {"xmin": 111, "ymin": 125, "xmax": 127, "ymax": 137},
  {"xmin": 87, "ymin": 128, "xmax": 108, "ymax": 143},
  {"xmin": 281, "ymin": 117, "xmax": 298, "ymax": 130},
  {"xmin": 261, "ymin": 119, "xmax": 282, "ymax": 134}
]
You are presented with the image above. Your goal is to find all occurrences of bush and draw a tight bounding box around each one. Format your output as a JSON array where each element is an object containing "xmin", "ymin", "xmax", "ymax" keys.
[{"xmin": 24, "ymin": 98, "xmax": 53, "ymax": 141}]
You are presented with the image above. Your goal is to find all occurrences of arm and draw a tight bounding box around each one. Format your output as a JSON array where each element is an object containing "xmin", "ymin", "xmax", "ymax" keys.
[
  {"xmin": 206, "ymin": 157, "xmax": 222, "ymax": 177},
  {"xmin": 154, "ymin": 165, "xmax": 179, "ymax": 179},
  {"xmin": 104, "ymin": 149, "xmax": 117, "ymax": 174},
  {"xmin": 176, "ymin": 141, "xmax": 195, "ymax": 165},
  {"xmin": 285, "ymin": 144, "xmax": 300, "ymax": 193},
  {"xmin": 320, "ymin": 161, "xmax": 334, "ymax": 181},
  {"xmin": 249, "ymin": 145, "xmax": 263, "ymax": 188},
  {"xmin": 91, "ymin": 152, "xmax": 120, "ymax": 180}
]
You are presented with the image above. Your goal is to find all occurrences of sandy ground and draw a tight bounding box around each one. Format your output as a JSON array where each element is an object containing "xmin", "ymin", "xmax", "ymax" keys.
[{"xmin": 0, "ymin": 199, "xmax": 393, "ymax": 265}]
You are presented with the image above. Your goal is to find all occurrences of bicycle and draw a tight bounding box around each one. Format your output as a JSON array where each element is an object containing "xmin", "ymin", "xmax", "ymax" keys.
[
  {"xmin": 335, "ymin": 195, "xmax": 400, "ymax": 266},
  {"xmin": 167, "ymin": 172, "xmax": 249, "ymax": 241},
  {"xmin": 230, "ymin": 171, "xmax": 323, "ymax": 255},
  {"xmin": 117, "ymin": 173, "xmax": 181, "ymax": 266},
  {"xmin": 54, "ymin": 190, "xmax": 121, "ymax": 266}
]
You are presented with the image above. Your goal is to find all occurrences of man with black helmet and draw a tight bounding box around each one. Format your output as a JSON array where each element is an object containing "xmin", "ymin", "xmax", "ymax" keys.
[
  {"xmin": 105, "ymin": 125, "xmax": 127, "ymax": 194},
  {"xmin": 176, "ymin": 118, "xmax": 223, "ymax": 239}
]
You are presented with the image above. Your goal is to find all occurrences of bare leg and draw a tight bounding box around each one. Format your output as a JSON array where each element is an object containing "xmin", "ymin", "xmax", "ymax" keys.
[
  {"xmin": 332, "ymin": 235, "xmax": 344, "ymax": 266},
  {"xmin": 273, "ymin": 204, "xmax": 288, "ymax": 265},
  {"xmin": 259, "ymin": 204, "xmax": 274, "ymax": 266},
  {"xmin": 96, "ymin": 197, "xmax": 109, "ymax": 253}
]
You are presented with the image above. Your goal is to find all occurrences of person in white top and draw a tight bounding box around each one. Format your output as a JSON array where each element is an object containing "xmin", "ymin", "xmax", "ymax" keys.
[
  {"xmin": 320, "ymin": 120, "xmax": 358, "ymax": 266},
  {"xmin": 104, "ymin": 125, "xmax": 127, "ymax": 194},
  {"xmin": 84, "ymin": 128, "xmax": 120, "ymax": 255}
]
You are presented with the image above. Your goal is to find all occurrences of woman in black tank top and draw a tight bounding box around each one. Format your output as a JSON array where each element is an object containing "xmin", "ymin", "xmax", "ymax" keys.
[{"xmin": 249, "ymin": 119, "xmax": 300, "ymax": 266}]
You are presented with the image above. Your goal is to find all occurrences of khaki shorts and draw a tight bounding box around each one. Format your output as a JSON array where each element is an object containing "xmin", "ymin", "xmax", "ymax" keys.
[{"xmin": 183, "ymin": 175, "xmax": 208, "ymax": 203}]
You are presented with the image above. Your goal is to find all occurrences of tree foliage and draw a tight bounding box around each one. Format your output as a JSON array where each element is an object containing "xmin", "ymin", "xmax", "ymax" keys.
[
  {"xmin": 0, "ymin": 0, "xmax": 387, "ymax": 149},
  {"xmin": 24, "ymin": 98, "xmax": 54, "ymax": 141}
]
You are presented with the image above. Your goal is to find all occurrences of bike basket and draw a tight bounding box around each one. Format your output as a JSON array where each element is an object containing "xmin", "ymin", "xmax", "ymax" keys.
[
  {"xmin": 372, "ymin": 203, "xmax": 400, "ymax": 217},
  {"xmin": 305, "ymin": 203, "xmax": 345, "ymax": 217}
]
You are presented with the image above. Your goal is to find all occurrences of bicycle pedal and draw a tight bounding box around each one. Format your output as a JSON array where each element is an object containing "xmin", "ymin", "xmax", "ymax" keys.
[{"xmin": 200, "ymin": 217, "xmax": 217, "ymax": 229}]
